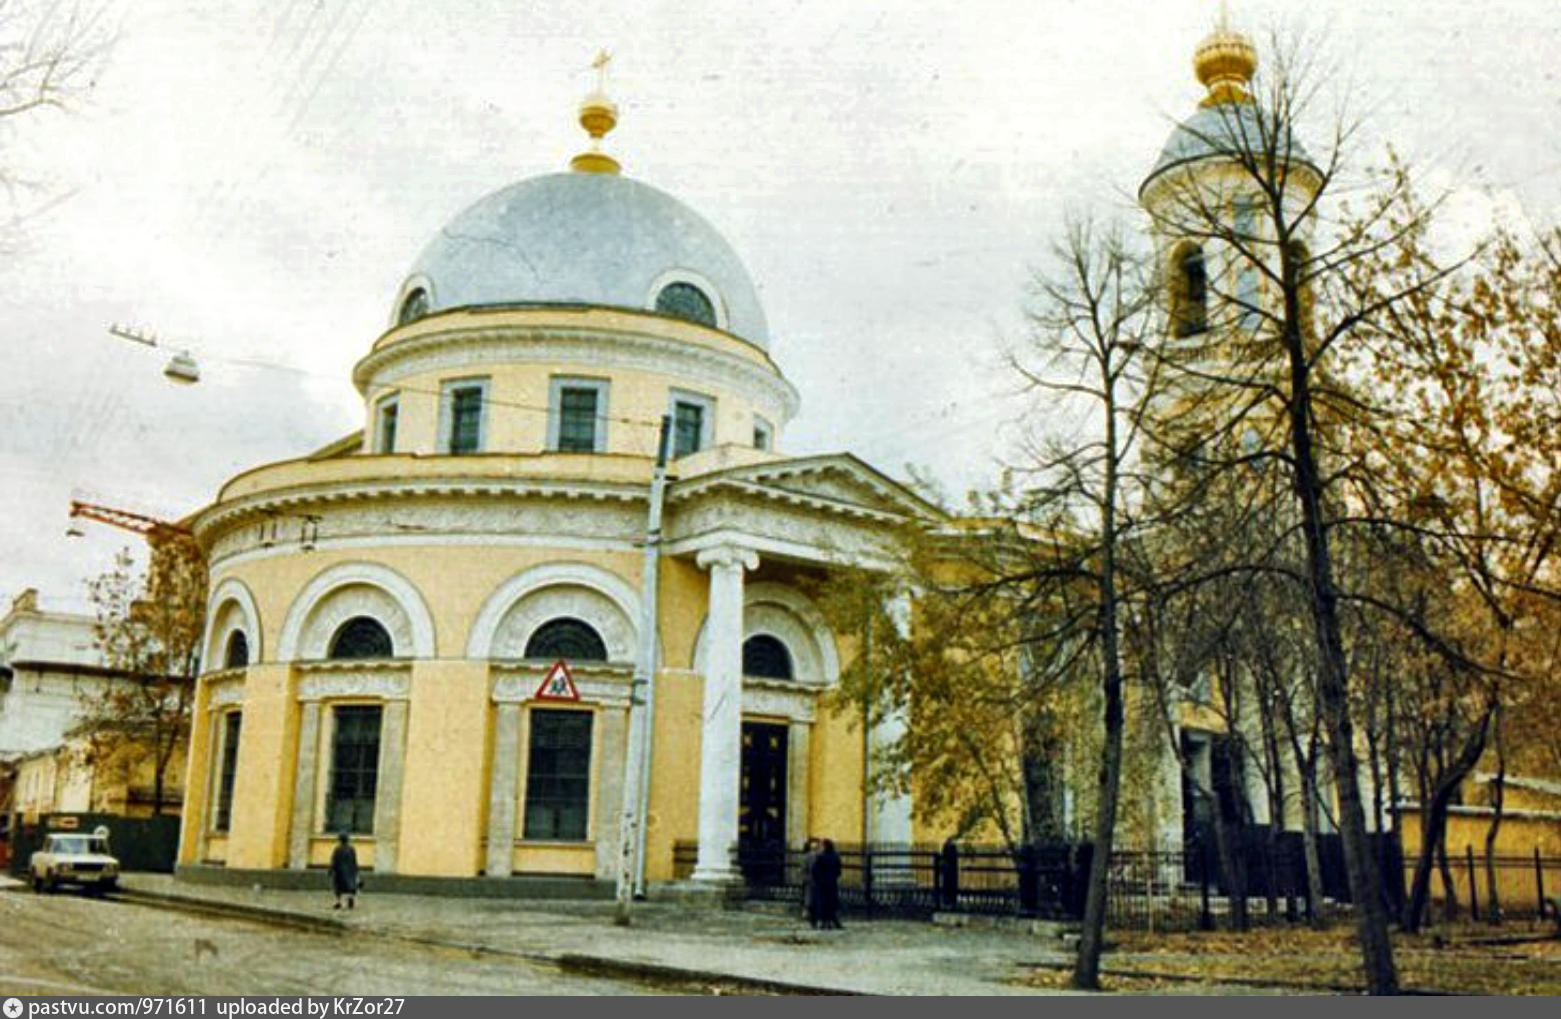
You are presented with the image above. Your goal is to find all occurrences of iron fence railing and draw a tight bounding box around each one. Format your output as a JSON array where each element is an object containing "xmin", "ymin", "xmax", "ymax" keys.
[{"xmin": 672, "ymin": 835, "xmax": 1561, "ymax": 931}]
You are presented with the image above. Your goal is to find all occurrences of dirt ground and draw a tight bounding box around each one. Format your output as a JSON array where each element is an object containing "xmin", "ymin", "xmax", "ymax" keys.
[{"xmin": 1022, "ymin": 923, "xmax": 1561, "ymax": 995}]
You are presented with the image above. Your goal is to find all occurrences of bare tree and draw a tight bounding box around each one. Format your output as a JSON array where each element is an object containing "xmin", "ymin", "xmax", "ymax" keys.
[
  {"xmin": 0, "ymin": 1, "xmax": 110, "ymax": 218},
  {"xmin": 1005, "ymin": 217, "xmax": 1157, "ymax": 991}
]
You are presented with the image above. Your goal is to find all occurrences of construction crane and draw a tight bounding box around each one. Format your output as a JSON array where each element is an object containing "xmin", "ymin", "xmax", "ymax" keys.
[{"xmin": 67, "ymin": 500, "xmax": 193, "ymax": 548}]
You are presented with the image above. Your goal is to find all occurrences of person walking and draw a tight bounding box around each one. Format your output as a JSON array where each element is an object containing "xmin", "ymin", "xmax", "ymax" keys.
[
  {"xmin": 329, "ymin": 832, "xmax": 361, "ymax": 910},
  {"xmin": 812, "ymin": 838, "xmax": 844, "ymax": 930},
  {"xmin": 799, "ymin": 837, "xmax": 820, "ymax": 927}
]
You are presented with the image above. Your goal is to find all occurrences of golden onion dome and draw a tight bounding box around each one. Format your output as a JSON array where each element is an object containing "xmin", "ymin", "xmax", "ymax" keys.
[{"xmin": 1193, "ymin": 20, "xmax": 1257, "ymax": 106}]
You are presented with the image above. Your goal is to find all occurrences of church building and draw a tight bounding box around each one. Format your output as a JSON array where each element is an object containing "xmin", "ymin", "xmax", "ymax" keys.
[{"xmin": 177, "ymin": 80, "xmax": 940, "ymax": 889}]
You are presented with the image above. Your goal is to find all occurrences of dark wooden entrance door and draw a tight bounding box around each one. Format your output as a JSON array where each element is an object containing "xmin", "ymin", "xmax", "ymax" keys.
[{"xmin": 739, "ymin": 721, "xmax": 788, "ymax": 879}]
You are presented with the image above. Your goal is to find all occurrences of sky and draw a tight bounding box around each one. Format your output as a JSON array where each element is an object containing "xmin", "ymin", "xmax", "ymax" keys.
[{"xmin": 1, "ymin": 0, "xmax": 1559, "ymax": 615}]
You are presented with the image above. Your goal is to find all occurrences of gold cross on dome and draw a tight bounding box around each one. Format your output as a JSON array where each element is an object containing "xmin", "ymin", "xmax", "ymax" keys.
[{"xmin": 592, "ymin": 50, "xmax": 612, "ymax": 92}]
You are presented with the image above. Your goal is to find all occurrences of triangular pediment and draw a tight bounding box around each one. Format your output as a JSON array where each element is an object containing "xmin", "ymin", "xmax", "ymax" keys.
[{"xmin": 673, "ymin": 454, "xmax": 945, "ymax": 522}]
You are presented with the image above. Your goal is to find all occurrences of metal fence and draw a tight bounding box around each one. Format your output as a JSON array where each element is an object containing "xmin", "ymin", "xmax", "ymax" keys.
[
  {"xmin": 1401, "ymin": 845, "xmax": 1561, "ymax": 924},
  {"xmin": 673, "ymin": 836, "xmax": 1561, "ymax": 931},
  {"xmin": 674, "ymin": 840, "xmax": 1089, "ymax": 921}
]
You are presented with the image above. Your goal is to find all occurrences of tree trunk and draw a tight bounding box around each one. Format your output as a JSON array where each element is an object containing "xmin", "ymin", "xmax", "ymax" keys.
[
  {"xmin": 1482, "ymin": 702, "xmax": 1507, "ymax": 925},
  {"xmin": 1281, "ymin": 288, "xmax": 1398, "ymax": 994},
  {"xmin": 1206, "ymin": 741, "xmax": 1249, "ymax": 931},
  {"xmin": 1299, "ymin": 753, "xmax": 1327, "ymax": 928},
  {"xmin": 1403, "ymin": 716, "xmax": 1489, "ymax": 931},
  {"xmin": 1070, "ymin": 362, "xmax": 1127, "ymax": 993},
  {"xmin": 1071, "ymin": 663, "xmax": 1125, "ymax": 989},
  {"xmin": 1437, "ymin": 835, "xmax": 1459, "ymax": 924}
]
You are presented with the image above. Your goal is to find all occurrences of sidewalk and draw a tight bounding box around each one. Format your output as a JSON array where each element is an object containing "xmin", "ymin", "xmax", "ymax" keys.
[{"xmin": 109, "ymin": 873, "xmax": 1083, "ymax": 995}]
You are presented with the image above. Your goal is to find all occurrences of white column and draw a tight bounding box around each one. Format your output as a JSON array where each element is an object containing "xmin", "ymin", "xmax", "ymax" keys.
[
  {"xmin": 869, "ymin": 589, "xmax": 914, "ymax": 846},
  {"xmin": 692, "ymin": 544, "xmax": 758, "ymax": 883}
]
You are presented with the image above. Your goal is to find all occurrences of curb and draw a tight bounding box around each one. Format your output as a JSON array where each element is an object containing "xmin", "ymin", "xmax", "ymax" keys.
[
  {"xmin": 114, "ymin": 886, "xmax": 854, "ymax": 996},
  {"xmin": 554, "ymin": 953, "xmax": 863, "ymax": 996},
  {"xmin": 113, "ymin": 888, "xmax": 349, "ymax": 935}
]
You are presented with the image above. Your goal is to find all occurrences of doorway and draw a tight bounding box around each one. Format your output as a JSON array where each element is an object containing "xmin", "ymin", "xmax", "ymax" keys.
[{"xmin": 739, "ymin": 721, "xmax": 788, "ymax": 880}]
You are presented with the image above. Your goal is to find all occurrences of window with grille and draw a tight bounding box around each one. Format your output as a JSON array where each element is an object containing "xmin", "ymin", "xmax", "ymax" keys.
[
  {"xmin": 671, "ymin": 392, "xmax": 713, "ymax": 459},
  {"xmin": 398, "ymin": 288, "xmax": 429, "ymax": 325},
  {"xmin": 654, "ymin": 281, "xmax": 717, "ymax": 328},
  {"xmin": 523, "ymin": 710, "xmax": 593, "ymax": 841},
  {"xmin": 214, "ymin": 711, "xmax": 242, "ymax": 832},
  {"xmin": 326, "ymin": 705, "xmax": 382, "ymax": 835},
  {"xmin": 328, "ymin": 617, "xmax": 394, "ymax": 660},
  {"xmin": 743, "ymin": 634, "xmax": 794, "ymax": 680},
  {"xmin": 525, "ymin": 618, "xmax": 608, "ymax": 662},
  {"xmin": 442, "ymin": 379, "xmax": 488, "ymax": 455},
  {"xmin": 549, "ymin": 378, "xmax": 608, "ymax": 453}
]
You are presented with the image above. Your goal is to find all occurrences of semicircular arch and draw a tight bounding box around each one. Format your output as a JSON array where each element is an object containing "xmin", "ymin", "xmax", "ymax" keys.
[
  {"xmin": 203, "ymin": 577, "xmax": 263, "ymax": 669},
  {"xmin": 277, "ymin": 562, "xmax": 436, "ymax": 662},
  {"xmin": 466, "ymin": 562, "xmax": 642, "ymax": 662},
  {"xmin": 693, "ymin": 581, "xmax": 840, "ymax": 688}
]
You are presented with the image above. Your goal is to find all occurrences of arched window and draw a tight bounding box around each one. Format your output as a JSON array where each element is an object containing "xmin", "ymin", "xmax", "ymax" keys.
[
  {"xmin": 525, "ymin": 618, "xmax": 608, "ymax": 662},
  {"xmin": 742, "ymin": 634, "xmax": 793, "ymax": 681},
  {"xmin": 328, "ymin": 616, "xmax": 394, "ymax": 660},
  {"xmin": 654, "ymin": 282, "xmax": 717, "ymax": 328},
  {"xmin": 223, "ymin": 630, "xmax": 250, "ymax": 669},
  {"xmin": 1171, "ymin": 245, "xmax": 1208, "ymax": 338},
  {"xmin": 398, "ymin": 287, "xmax": 430, "ymax": 326}
]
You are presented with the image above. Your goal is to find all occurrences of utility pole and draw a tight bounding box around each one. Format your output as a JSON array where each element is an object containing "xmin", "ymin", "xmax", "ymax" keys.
[{"xmin": 616, "ymin": 415, "xmax": 672, "ymax": 925}]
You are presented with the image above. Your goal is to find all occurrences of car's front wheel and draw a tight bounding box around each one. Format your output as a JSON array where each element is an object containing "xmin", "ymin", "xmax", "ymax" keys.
[{"xmin": 31, "ymin": 873, "xmax": 44, "ymax": 894}]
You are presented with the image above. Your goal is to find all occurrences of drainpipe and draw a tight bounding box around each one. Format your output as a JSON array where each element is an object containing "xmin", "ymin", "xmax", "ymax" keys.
[{"xmin": 616, "ymin": 416, "xmax": 671, "ymax": 924}]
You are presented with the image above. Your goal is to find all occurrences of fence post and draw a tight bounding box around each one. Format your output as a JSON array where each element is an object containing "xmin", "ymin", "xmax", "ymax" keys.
[
  {"xmin": 1465, "ymin": 845, "xmax": 1480, "ymax": 923},
  {"xmin": 1536, "ymin": 847, "xmax": 1547, "ymax": 922},
  {"xmin": 863, "ymin": 846, "xmax": 875, "ymax": 920},
  {"xmin": 1198, "ymin": 841, "xmax": 1214, "ymax": 931},
  {"xmin": 939, "ymin": 839, "xmax": 960, "ymax": 911}
]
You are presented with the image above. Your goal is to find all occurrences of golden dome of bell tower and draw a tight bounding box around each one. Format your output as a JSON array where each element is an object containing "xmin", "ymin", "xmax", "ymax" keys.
[
  {"xmin": 1193, "ymin": 1, "xmax": 1257, "ymax": 106},
  {"xmin": 571, "ymin": 50, "xmax": 622, "ymax": 175}
]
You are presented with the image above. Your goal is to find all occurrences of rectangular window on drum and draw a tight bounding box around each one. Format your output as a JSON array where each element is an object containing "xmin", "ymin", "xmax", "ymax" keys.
[
  {"xmin": 523, "ymin": 709, "xmax": 593, "ymax": 841},
  {"xmin": 375, "ymin": 395, "xmax": 399, "ymax": 454},
  {"xmin": 548, "ymin": 377, "xmax": 609, "ymax": 454},
  {"xmin": 670, "ymin": 391, "xmax": 714, "ymax": 459},
  {"xmin": 326, "ymin": 705, "xmax": 382, "ymax": 835},
  {"xmin": 442, "ymin": 378, "xmax": 488, "ymax": 455}
]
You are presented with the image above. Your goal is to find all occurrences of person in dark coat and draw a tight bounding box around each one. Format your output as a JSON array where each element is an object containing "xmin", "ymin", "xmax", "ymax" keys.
[
  {"xmin": 329, "ymin": 832, "xmax": 360, "ymax": 910},
  {"xmin": 799, "ymin": 837, "xmax": 820, "ymax": 927},
  {"xmin": 812, "ymin": 838, "xmax": 843, "ymax": 930}
]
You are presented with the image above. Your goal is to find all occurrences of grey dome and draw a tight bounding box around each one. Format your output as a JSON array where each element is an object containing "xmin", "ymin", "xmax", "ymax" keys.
[
  {"xmin": 403, "ymin": 172, "xmax": 770, "ymax": 348},
  {"xmin": 1141, "ymin": 103, "xmax": 1315, "ymax": 194}
]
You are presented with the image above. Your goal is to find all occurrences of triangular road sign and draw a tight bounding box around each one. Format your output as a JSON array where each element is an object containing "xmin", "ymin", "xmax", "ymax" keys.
[{"xmin": 535, "ymin": 659, "xmax": 581, "ymax": 702}]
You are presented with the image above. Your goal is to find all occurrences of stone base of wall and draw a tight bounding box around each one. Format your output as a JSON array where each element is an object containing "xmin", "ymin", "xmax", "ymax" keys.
[{"xmin": 175, "ymin": 863, "xmax": 614, "ymax": 899}]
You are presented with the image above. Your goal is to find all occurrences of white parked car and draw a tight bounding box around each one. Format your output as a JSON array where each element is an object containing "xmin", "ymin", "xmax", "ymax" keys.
[{"xmin": 29, "ymin": 831, "xmax": 121, "ymax": 894}]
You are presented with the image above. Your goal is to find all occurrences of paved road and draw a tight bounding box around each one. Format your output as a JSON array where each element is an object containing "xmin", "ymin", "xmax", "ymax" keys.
[{"xmin": 0, "ymin": 889, "xmax": 672, "ymax": 996}]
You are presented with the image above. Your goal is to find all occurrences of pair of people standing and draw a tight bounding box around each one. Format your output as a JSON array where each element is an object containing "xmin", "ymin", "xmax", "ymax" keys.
[{"xmin": 800, "ymin": 837, "xmax": 843, "ymax": 929}]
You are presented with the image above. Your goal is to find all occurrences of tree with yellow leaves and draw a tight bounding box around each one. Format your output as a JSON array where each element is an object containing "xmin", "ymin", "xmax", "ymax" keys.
[{"xmin": 73, "ymin": 532, "xmax": 207, "ymax": 816}]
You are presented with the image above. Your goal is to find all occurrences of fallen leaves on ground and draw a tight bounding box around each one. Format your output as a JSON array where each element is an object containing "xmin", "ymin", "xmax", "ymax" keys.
[{"xmin": 1021, "ymin": 923, "xmax": 1561, "ymax": 995}]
